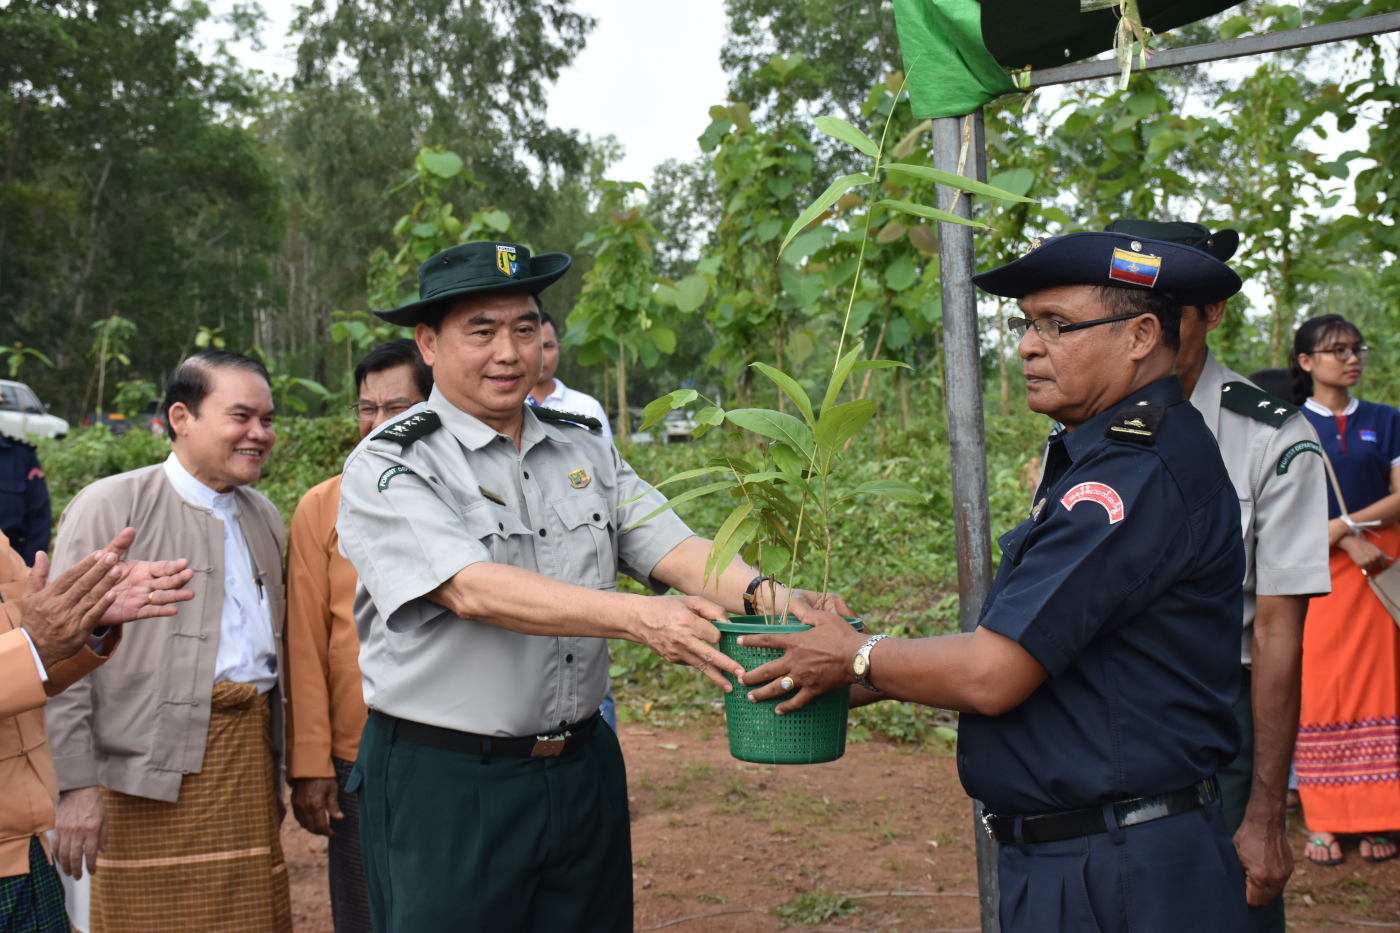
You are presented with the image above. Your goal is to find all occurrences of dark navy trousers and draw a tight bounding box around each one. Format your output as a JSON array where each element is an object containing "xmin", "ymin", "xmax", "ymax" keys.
[{"xmin": 998, "ymin": 797, "xmax": 1247, "ymax": 933}]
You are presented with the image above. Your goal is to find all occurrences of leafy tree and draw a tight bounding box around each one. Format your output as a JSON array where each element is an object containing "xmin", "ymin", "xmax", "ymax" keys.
[
  {"xmin": 0, "ymin": 0, "xmax": 284, "ymax": 419},
  {"xmin": 565, "ymin": 181, "xmax": 678, "ymax": 449},
  {"xmin": 0, "ymin": 343, "xmax": 52, "ymax": 381}
]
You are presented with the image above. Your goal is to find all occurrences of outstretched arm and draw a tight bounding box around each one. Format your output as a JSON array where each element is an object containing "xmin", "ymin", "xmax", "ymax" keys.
[{"xmin": 738, "ymin": 611, "xmax": 1047, "ymax": 716}]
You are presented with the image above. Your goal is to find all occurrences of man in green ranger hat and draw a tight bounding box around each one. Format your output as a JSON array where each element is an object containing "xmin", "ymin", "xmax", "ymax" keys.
[{"xmin": 336, "ymin": 240, "xmax": 835, "ymax": 933}]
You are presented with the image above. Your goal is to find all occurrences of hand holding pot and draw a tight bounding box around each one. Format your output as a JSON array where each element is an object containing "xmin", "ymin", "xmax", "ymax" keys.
[
  {"xmin": 737, "ymin": 610, "xmax": 868, "ymax": 714},
  {"xmin": 630, "ymin": 594, "xmax": 746, "ymax": 692}
]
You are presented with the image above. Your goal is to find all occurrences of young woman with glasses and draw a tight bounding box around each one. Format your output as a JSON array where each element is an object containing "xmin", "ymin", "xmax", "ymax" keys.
[{"xmin": 1290, "ymin": 314, "xmax": 1400, "ymax": 867}]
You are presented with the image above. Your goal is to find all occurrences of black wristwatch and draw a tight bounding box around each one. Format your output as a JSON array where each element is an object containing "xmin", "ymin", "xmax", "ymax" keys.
[{"xmin": 743, "ymin": 575, "xmax": 772, "ymax": 615}]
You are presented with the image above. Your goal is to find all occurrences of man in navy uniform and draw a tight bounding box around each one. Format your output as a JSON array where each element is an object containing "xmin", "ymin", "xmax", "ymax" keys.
[
  {"xmin": 0, "ymin": 434, "xmax": 50, "ymax": 565},
  {"xmin": 737, "ymin": 231, "xmax": 1250, "ymax": 932}
]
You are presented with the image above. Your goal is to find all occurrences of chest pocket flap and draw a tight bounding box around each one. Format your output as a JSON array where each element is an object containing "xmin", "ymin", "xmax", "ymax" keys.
[
  {"xmin": 459, "ymin": 500, "xmax": 532, "ymax": 540},
  {"xmin": 551, "ymin": 493, "xmax": 614, "ymax": 588},
  {"xmin": 551, "ymin": 493, "xmax": 611, "ymax": 531}
]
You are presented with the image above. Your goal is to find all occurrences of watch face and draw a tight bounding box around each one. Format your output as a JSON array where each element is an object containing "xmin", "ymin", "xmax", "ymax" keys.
[{"xmin": 853, "ymin": 654, "xmax": 868, "ymax": 676}]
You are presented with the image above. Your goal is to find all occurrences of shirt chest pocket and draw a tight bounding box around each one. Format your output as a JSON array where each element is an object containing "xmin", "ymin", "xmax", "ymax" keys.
[
  {"xmin": 459, "ymin": 501, "xmax": 533, "ymax": 565},
  {"xmin": 551, "ymin": 493, "xmax": 616, "ymax": 590}
]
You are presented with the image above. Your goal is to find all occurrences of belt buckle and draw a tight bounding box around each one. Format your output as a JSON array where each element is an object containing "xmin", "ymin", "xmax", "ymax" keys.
[{"xmin": 531, "ymin": 730, "xmax": 571, "ymax": 758}]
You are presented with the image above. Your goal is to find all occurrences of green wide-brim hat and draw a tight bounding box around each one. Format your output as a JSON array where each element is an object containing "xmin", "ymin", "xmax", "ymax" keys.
[{"xmin": 374, "ymin": 240, "xmax": 573, "ymax": 326}]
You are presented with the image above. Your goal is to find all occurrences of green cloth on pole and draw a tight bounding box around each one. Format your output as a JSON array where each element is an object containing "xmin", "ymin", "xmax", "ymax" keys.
[{"xmin": 893, "ymin": 0, "xmax": 1019, "ymax": 119}]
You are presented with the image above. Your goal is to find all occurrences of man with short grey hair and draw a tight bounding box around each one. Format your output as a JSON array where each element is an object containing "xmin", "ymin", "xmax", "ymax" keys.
[{"xmin": 47, "ymin": 350, "xmax": 291, "ymax": 933}]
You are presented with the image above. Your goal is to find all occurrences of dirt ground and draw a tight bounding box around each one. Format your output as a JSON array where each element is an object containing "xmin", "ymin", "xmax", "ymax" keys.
[{"xmin": 283, "ymin": 723, "xmax": 1400, "ymax": 932}]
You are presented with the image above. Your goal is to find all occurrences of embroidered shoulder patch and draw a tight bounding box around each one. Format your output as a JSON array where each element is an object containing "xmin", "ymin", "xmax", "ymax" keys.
[
  {"xmin": 373, "ymin": 410, "xmax": 441, "ymax": 446},
  {"xmin": 532, "ymin": 406, "xmax": 602, "ymax": 433},
  {"xmin": 1276, "ymin": 440, "xmax": 1322, "ymax": 475},
  {"xmin": 1220, "ymin": 382, "xmax": 1296, "ymax": 428},
  {"xmin": 1060, "ymin": 482, "xmax": 1126, "ymax": 524},
  {"xmin": 377, "ymin": 465, "xmax": 415, "ymax": 491},
  {"xmin": 1104, "ymin": 403, "xmax": 1164, "ymax": 444}
]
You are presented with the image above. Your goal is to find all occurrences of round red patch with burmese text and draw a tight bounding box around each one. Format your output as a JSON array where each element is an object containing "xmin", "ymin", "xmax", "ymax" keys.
[{"xmin": 1059, "ymin": 481, "xmax": 1125, "ymax": 524}]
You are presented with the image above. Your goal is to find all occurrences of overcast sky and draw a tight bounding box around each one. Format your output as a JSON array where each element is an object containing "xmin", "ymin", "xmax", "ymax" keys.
[{"xmin": 199, "ymin": 0, "xmax": 732, "ymax": 184}]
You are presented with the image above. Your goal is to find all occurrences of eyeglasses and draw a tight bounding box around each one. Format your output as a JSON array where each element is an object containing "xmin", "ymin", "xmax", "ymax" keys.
[
  {"xmin": 1307, "ymin": 345, "xmax": 1370, "ymax": 363},
  {"xmin": 1006, "ymin": 311, "xmax": 1150, "ymax": 340},
  {"xmin": 349, "ymin": 401, "xmax": 415, "ymax": 422}
]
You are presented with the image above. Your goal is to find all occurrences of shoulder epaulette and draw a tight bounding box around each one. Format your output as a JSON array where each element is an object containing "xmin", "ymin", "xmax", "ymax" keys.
[
  {"xmin": 532, "ymin": 406, "xmax": 602, "ymax": 434},
  {"xmin": 1220, "ymin": 381, "xmax": 1297, "ymax": 428},
  {"xmin": 1104, "ymin": 402, "xmax": 1164, "ymax": 444},
  {"xmin": 372, "ymin": 409, "xmax": 441, "ymax": 446}
]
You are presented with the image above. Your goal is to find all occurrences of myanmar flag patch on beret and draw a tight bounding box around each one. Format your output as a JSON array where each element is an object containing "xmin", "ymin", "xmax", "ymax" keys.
[{"xmin": 1109, "ymin": 248, "xmax": 1161, "ymax": 287}]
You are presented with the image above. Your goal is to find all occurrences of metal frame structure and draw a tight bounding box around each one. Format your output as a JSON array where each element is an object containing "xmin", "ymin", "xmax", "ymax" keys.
[{"xmin": 930, "ymin": 11, "xmax": 1400, "ymax": 932}]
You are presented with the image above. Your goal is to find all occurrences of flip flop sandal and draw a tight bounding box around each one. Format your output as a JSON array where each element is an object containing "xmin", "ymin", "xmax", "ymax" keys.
[
  {"xmin": 1362, "ymin": 836, "xmax": 1398, "ymax": 863},
  {"xmin": 1308, "ymin": 838, "xmax": 1344, "ymax": 866}
]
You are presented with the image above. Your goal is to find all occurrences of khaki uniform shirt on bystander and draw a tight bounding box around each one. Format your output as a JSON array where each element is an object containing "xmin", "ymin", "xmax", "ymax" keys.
[{"xmin": 1187, "ymin": 349, "xmax": 1332, "ymax": 664}]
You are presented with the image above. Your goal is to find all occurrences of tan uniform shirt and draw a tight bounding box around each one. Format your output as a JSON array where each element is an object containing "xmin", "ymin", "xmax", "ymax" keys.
[
  {"xmin": 0, "ymin": 534, "xmax": 115, "ymax": 876},
  {"xmin": 1188, "ymin": 350, "xmax": 1332, "ymax": 665},
  {"xmin": 285, "ymin": 474, "xmax": 366, "ymax": 779},
  {"xmin": 337, "ymin": 388, "xmax": 693, "ymax": 738},
  {"xmin": 44, "ymin": 464, "xmax": 287, "ymax": 803}
]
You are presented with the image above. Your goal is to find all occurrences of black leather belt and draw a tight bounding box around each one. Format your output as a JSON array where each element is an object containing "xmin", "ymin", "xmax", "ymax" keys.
[
  {"xmin": 984, "ymin": 778, "xmax": 1220, "ymax": 845},
  {"xmin": 372, "ymin": 710, "xmax": 598, "ymax": 759}
]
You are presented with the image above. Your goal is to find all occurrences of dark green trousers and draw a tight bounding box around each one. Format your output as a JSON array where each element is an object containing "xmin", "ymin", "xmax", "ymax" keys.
[
  {"xmin": 350, "ymin": 714, "xmax": 633, "ymax": 933},
  {"xmin": 1219, "ymin": 667, "xmax": 1286, "ymax": 933}
]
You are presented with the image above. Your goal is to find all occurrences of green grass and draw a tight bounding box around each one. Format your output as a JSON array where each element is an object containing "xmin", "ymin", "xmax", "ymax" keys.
[{"xmin": 771, "ymin": 889, "xmax": 858, "ymax": 927}]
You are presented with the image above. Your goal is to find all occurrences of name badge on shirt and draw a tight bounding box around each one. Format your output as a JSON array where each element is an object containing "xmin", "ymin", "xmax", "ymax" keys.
[{"xmin": 1361, "ymin": 429, "xmax": 1378, "ymax": 442}]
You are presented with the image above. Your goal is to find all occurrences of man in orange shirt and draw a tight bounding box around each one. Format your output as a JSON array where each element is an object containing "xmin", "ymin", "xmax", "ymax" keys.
[
  {"xmin": 0, "ymin": 527, "xmax": 193, "ymax": 933},
  {"xmin": 285, "ymin": 339, "xmax": 431, "ymax": 933}
]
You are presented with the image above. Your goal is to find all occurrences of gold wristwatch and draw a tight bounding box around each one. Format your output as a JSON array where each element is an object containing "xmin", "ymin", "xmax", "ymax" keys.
[{"xmin": 853, "ymin": 634, "xmax": 889, "ymax": 690}]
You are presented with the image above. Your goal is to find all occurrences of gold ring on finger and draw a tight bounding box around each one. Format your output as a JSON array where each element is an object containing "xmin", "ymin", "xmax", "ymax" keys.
[
  {"xmin": 780, "ymin": 676, "xmax": 795, "ymax": 691},
  {"xmin": 148, "ymin": 591, "xmax": 157, "ymax": 604}
]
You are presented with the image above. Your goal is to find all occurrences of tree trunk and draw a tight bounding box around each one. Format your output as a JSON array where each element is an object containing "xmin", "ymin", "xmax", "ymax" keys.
[
  {"xmin": 602, "ymin": 362, "xmax": 610, "ymax": 424},
  {"xmin": 899, "ymin": 368, "xmax": 910, "ymax": 430},
  {"xmin": 96, "ymin": 323, "xmax": 109, "ymax": 417},
  {"xmin": 858, "ymin": 319, "xmax": 888, "ymax": 400},
  {"xmin": 69, "ymin": 159, "xmax": 113, "ymax": 334},
  {"xmin": 774, "ymin": 325, "xmax": 785, "ymax": 413},
  {"xmin": 998, "ymin": 301, "xmax": 1009, "ymax": 417},
  {"xmin": 617, "ymin": 335, "xmax": 628, "ymax": 454}
]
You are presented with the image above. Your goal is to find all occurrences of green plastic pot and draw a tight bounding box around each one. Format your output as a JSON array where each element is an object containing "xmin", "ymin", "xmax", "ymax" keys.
[{"xmin": 715, "ymin": 615, "xmax": 864, "ymax": 765}]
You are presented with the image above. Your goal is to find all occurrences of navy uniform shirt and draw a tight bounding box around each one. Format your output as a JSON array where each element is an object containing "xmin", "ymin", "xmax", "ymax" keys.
[
  {"xmin": 1299, "ymin": 397, "xmax": 1400, "ymax": 516},
  {"xmin": 958, "ymin": 376, "xmax": 1244, "ymax": 815},
  {"xmin": 0, "ymin": 435, "xmax": 50, "ymax": 565}
]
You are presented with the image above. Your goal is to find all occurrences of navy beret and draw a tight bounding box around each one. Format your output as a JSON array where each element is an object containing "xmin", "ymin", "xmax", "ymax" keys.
[{"xmin": 971, "ymin": 231, "xmax": 1243, "ymax": 307}]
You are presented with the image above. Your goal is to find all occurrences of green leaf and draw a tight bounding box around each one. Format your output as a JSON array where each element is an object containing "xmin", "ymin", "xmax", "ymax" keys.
[
  {"xmin": 823, "ymin": 346, "xmax": 863, "ymax": 415},
  {"xmin": 627, "ymin": 480, "xmax": 738, "ymax": 529},
  {"xmin": 884, "ymin": 253, "xmax": 917, "ymax": 291},
  {"xmin": 639, "ymin": 389, "xmax": 697, "ymax": 430},
  {"xmin": 650, "ymin": 325, "xmax": 677, "ymax": 354},
  {"xmin": 482, "ymin": 209, "xmax": 511, "ymax": 232},
  {"xmin": 987, "ymin": 168, "xmax": 1035, "ymax": 198},
  {"xmin": 786, "ymin": 331, "xmax": 815, "ymax": 366},
  {"xmin": 815, "ymin": 400, "xmax": 877, "ymax": 460},
  {"xmin": 705, "ymin": 502, "xmax": 756, "ymax": 584},
  {"xmin": 884, "ymin": 163, "xmax": 1038, "ymax": 203},
  {"xmin": 760, "ymin": 545, "xmax": 791, "ymax": 576},
  {"xmin": 876, "ymin": 199, "xmax": 989, "ymax": 229},
  {"xmin": 420, "ymin": 150, "xmax": 464, "ymax": 178},
  {"xmin": 725, "ymin": 409, "xmax": 815, "ymax": 459},
  {"xmin": 779, "ymin": 174, "xmax": 873, "ymax": 257},
  {"xmin": 851, "ymin": 359, "xmax": 912, "ymax": 371},
  {"xmin": 814, "ymin": 116, "xmax": 879, "ymax": 157},
  {"xmin": 756, "ymin": 218, "xmax": 784, "ymax": 243},
  {"xmin": 675, "ymin": 273, "xmax": 708, "ymax": 313},
  {"xmin": 842, "ymin": 479, "xmax": 927, "ymax": 504},
  {"xmin": 751, "ymin": 361, "xmax": 815, "ymax": 425},
  {"xmin": 741, "ymin": 471, "xmax": 786, "ymax": 485},
  {"xmin": 693, "ymin": 406, "xmax": 726, "ymax": 426},
  {"xmin": 698, "ymin": 117, "xmax": 732, "ymax": 152}
]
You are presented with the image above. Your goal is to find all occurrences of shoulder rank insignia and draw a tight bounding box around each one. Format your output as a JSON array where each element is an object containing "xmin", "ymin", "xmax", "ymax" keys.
[
  {"xmin": 1277, "ymin": 439, "xmax": 1322, "ymax": 475},
  {"xmin": 1220, "ymin": 381, "xmax": 1297, "ymax": 428},
  {"xmin": 378, "ymin": 465, "xmax": 415, "ymax": 492},
  {"xmin": 1105, "ymin": 403, "xmax": 1164, "ymax": 444},
  {"xmin": 373, "ymin": 410, "xmax": 441, "ymax": 446},
  {"xmin": 532, "ymin": 406, "xmax": 603, "ymax": 434}
]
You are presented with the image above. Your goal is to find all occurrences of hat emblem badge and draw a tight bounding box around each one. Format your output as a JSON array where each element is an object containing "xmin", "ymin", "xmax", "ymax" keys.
[
  {"xmin": 1130, "ymin": 241, "xmax": 1143, "ymax": 251},
  {"xmin": 496, "ymin": 244, "xmax": 519, "ymax": 277}
]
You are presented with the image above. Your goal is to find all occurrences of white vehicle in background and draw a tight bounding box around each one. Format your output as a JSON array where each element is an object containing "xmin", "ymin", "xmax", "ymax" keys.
[{"xmin": 0, "ymin": 381, "xmax": 69, "ymax": 440}]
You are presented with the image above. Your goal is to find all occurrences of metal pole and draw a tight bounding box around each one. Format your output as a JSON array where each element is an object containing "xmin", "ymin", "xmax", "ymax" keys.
[
  {"xmin": 933, "ymin": 108, "xmax": 999, "ymax": 933},
  {"xmin": 1026, "ymin": 10, "xmax": 1400, "ymax": 88}
]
